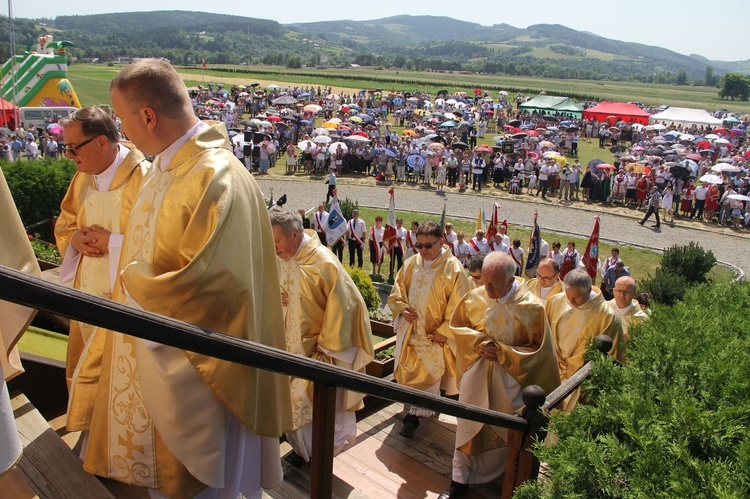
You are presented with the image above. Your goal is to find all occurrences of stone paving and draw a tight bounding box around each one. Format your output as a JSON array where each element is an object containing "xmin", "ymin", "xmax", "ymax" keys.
[{"xmin": 256, "ymin": 176, "xmax": 748, "ymax": 278}]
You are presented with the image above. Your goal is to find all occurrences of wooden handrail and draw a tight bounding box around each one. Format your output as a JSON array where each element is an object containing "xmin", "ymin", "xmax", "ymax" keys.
[{"xmin": 0, "ymin": 265, "xmax": 527, "ymax": 430}]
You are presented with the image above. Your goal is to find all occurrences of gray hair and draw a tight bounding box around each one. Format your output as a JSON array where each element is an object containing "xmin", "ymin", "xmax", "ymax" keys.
[
  {"xmin": 483, "ymin": 251, "xmax": 516, "ymax": 281},
  {"xmin": 563, "ymin": 269, "xmax": 592, "ymax": 292},
  {"xmin": 268, "ymin": 206, "xmax": 303, "ymax": 235}
]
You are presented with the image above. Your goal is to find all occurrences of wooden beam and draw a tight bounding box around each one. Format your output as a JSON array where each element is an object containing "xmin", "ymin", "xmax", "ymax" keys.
[{"xmin": 310, "ymin": 383, "xmax": 336, "ymax": 499}]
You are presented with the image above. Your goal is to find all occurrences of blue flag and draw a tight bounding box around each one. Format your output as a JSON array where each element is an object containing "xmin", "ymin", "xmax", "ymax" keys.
[{"xmin": 326, "ymin": 196, "xmax": 348, "ymax": 246}]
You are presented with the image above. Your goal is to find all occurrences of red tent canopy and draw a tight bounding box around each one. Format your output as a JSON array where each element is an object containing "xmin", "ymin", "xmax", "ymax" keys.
[
  {"xmin": 0, "ymin": 98, "xmax": 18, "ymax": 128},
  {"xmin": 582, "ymin": 101, "xmax": 652, "ymax": 126}
]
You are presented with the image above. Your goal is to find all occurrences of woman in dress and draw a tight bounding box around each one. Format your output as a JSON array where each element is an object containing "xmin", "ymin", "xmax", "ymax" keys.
[
  {"xmin": 660, "ymin": 183, "xmax": 675, "ymax": 222},
  {"xmin": 705, "ymin": 184, "xmax": 721, "ymax": 222},
  {"xmin": 435, "ymin": 159, "xmax": 447, "ymax": 192},
  {"xmin": 635, "ymin": 174, "xmax": 650, "ymax": 209},
  {"xmin": 580, "ymin": 167, "xmax": 593, "ymax": 201}
]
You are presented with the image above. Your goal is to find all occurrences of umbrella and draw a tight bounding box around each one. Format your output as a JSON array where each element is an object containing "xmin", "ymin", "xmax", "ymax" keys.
[
  {"xmin": 608, "ymin": 127, "xmax": 620, "ymax": 134},
  {"xmin": 452, "ymin": 141, "xmax": 469, "ymax": 150},
  {"xmin": 695, "ymin": 140, "xmax": 711, "ymax": 150},
  {"xmin": 272, "ymin": 95, "xmax": 298, "ymax": 105},
  {"xmin": 727, "ymin": 194, "xmax": 750, "ymax": 202},
  {"xmin": 258, "ymin": 120, "xmax": 272, "ymax": 128},
  {"xmin": 712, "ymin": 164, "xmax": 741, "ymax": 173},
  {"xmin": 345, "ymin": 135, "xmax": 370, "ymax": 143},
  {"xmin": 686, "ymin": 153, "xmax": 703, "ymax": 162},
  {"xmin": 240, "ymin": 119, "xmax": 258, "ymax": 127},
  {"xmin": 670, "ymin": 165, "xmax": 690, "ymax": 179},
  {"xmin": 542, "ymin": 115, "xmax": 558, "ymax": 122},
  {"xmin": 322, "ymin": 121, "xmax": 339, "ymax": 129},
  {"xmin": 313, "ymin": 135, "xmax": 332, "ymax": 144},
  {"xmin": 266, "ymin": 84, "xmax": 280, "ymax": 90},
  {"xmin": 313, "ymin": 127, "xmax": 330, "ymax": 136},
  {"xmin": 598, "ymin": 164, "xmax": 617, "ymax": 170},
  {"xmin": 297, "ymin": 140, "xmax": 315, "ymax": 150},
  {"xmin": 439, "ymin": 121, "xmax": 456, "ymax": 128},
  {"xmin": 267, "ymin": 115, "xmax": 281, "ymax": 122},
  {"xmin": 699, "ymin": 174, "xmax": 723, "ymax": 184},
  {"xmin": 349, "ymin": 116, "xmax": 363, "ymax": 123},
  {"xmin": 652, "ymin": 124, "xmax": 667, "ymax": 130},
  {"xmin": 627, "ymin": 163, "xmax": 648, "ymax": 174},
  {"xmin": 402, "ymin": 130, "xmax": 417, "ymax": 137},
  {"xmin": 428, "ymin": 143, "xmax": 445, "ymax": 152},
  {"xmin": 328, "ymin": 142, "xmax": 348, "ymax": 154},
  {"xmin": 646, "ymin": 149, "xmax": 664, "ymax": 156},
  {"xmin": 679, "ymin": 134, "xmax": 695, "ymax": 142},
  {"xmin": 378, "ymin": 148, "xmax": 396, "ymax": 158},
  {"xmin": 303, "ymin": 104, "xmax": 322, "ymax": 113},
  {"xmin": 609, "ymin": 145, "xmax": 624, "ymax": 153},
  {"xmin": 539, "ymin": 140, "xmax": 555, "ymax": 148},
  {"xmin": 511, "ymin": 132, "xmax": 527, "ymax": 140},
  {"xmin": 407, "ymin": 154, "xmax": 425, "ymax": 168},
  {"xmin": 474, "ymin": 145, "xmax": 492, "ymax": 154},
  {"xmin": 714, "ymin": 138, "xmax": 730, "ymax": 144}
]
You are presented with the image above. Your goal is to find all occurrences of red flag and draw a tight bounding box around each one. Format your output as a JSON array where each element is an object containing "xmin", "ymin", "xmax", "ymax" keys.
[
  {"xmin": 486, "ymin": 203, "xmax": 498, "ymax": 241},
  {"xmin": 582, "ymin": 216, "xmax": 600, "ymax": 279},
  {"xmin": 384, "ymin": 188, "xmax": 397, "ymax": 249},
  {"xmin": 202, "ymin": 59, "xmax": 207, "ymax": 68}
]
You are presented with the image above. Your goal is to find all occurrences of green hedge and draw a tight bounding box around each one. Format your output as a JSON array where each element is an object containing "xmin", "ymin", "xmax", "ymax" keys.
[
  {"xmin": 1, "ymin": 158, "xmax": 76, "ymax": 228},
  {"xmin": 346, "ymin": 265, "xmax": 380, "ymax": 311},
  {"xmin": 640, "ymin": 242, "xmax": 717, "ymax": 306},
  {"xmin": 515, "ymin": 281, "xmax": 750, "ymax": 498}
]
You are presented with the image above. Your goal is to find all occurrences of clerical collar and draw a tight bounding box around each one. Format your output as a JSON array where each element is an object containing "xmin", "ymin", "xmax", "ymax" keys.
[
  {"xmin": 93, "ymin": 143, "xmax": 129, "ymax": 191},
  {"xmin": 614, "ymin": 301, "xmax": 635, "ymax": 316},
  {"xmin": 496, "ymin": 280, "xmax": 519, "ymax": 304},
  {"xmin": 573, "ymin": 289, "xmax": 597, "ymax": 310},
  {"xmin": 289, "ymin": 233, "xmax": 311, "ymax": 261},
  {"xmin": 154, "ymin": 120, "xmax": 207, "ymax": 171},
  {"xmin": 422, "ymin": 248, "xmax": 444, "ymax": 269},
  {"xmin": 540, "ymin": 282, "xmax": 557, "ymax": 299}
]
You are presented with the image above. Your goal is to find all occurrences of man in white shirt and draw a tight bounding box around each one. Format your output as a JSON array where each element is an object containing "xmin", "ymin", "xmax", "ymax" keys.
[
  {"xmin": 537, "ymin": 161, "xmax": 551, "ymax": 199},
  {"xmin": 24, "ymin": 137, "xmax": 39, "ymax": 160},
  {"xmin": 468, "ymin": 230, "xmax": 490, "ymax": 255},
  {"xmin": 489, "ymin": 234, "xmax": 509, "ymax": 254},
  {"xmin": 453, "ymin": 231, "xmax": 472, "ymax": 267},
  {"xmin": 443, "ymin": 223, "xmax": 458, "ymax": 247},
  {"xmin": 312, "ymin": 203, "xmax": 329, "ymax": 246},
  {"xmin": 393, "ymin": 218, "xmax": 407, "ymax": 271},
  {"xmin": 691, "ymin": 182, "xmax": 708, "ymax": 220},
  {"xmin": 347, "ymin": 209, "xmax": 367, "ymax": 268}
]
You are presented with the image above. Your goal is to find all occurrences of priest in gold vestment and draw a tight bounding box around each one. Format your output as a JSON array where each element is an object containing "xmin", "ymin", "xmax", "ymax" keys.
[
  {"xmin": 523, "ymin": 258, "xmax": 563, "ymax": 304},
  {"xmin": 443, "ymin": 252, "xmax": 560, "ymax": 498},
  {"xmin": 545, "ymin": 268, "xmax": 624, "ymax": 411},
  {"xmin": 269, "ymin": 207, "xmax": 373, "ymax": 466},
  {"xmin": 0, "ymin": 169, "xmax": 41, "ymax": 475},
  {"xmin": 609, "ymin": 276, "xmax": 649, "ymax": 341},
  {"xmin": 75, "ymin": 59, "xmax": 293, "ymax": 499},
  {"xmin": 388, "ymin": 221, "xmax": 472, "ymax": 438},
  {"xmin": 53, "ymin": 106, "xmax": 149, "ymax": 434}
]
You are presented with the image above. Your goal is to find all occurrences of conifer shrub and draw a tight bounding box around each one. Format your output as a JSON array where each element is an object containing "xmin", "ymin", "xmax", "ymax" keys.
[
  {"xmin": 659, "ymin": 241, "xmax": 717, "ymax": 285},
  {"xmin": 346, "ymin": 265, "xmax": 380, "ymax": 311},
  {"xmin": 639, "ymin": 268, "xmax": 688, "ymax": 306},
  {"xmin": 338, "ymin": 197, "xmax": 359, "ymax": 220},
  {"xmin": 515, "ymin": 281, "xmax": 750, "ymax": 498},
  {"xmin": 1, "ymin": 158, "xmax": 76, "ymax": 227}
]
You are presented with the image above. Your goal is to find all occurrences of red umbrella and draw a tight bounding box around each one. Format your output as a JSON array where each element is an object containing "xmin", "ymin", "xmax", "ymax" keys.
[
  {"xmin": 695, "ymin": 140, "xmax": 711, "ymax": 150},
  {"xmin": 605, "ymin": 115, "xmax": 617, "ymax": 123},
  {"xmin": 267, "ymin": 115, "xmax": 281, "ymax": 122},
  {"xmin": 352, "ymin": 131, "xmax": 368, "ymax": 137},
  {"xmin": 474, "ymin": 145, "xmax": 493, "ymax": 154},
  {"xmin": 713, "ymin": 128, "xmax": 728, "ymax": 135},
  {"xmin": 687, "ymin": 153, "xmax": 703, "ymax": 161},
  {"xmin": 598, "ymin": 163, "xmax": 617, "ymax": 170},
  {"xmin": 527, "ymin": 151, "xmax": 539, "ymax": 160},
  {"xmin": 526, "ymin": 130, "xmax": 539, "ymax": 137}
]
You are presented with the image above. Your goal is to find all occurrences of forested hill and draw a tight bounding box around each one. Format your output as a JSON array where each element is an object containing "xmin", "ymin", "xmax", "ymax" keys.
[{"xmin": 5, "ymin": 12, "xmax": 748, "ymax": 84}]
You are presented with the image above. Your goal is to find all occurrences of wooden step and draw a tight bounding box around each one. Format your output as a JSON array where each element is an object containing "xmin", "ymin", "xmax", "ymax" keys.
[{"xmin": 1, "ymin": 392, "xmax": 115, "ymax": 499}]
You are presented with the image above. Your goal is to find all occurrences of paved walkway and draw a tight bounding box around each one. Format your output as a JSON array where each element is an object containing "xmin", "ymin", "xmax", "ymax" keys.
[{"xmin": 256, "ymin": 177, "xmax": 748, "ymax": 277}]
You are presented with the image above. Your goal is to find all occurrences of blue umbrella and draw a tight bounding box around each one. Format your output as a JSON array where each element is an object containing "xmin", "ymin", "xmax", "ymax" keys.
[
  {"xmin": 440, "ymin": 121, "xmax": 456, "ymax": 128},
  {"xmin": 407, "ymin": 154, "xmax": 425, "ymax": 168},
  {"xmin": 299, "ymin": 92, "xmax": 311, "ymax": 98},
  {"xmin": 392, "ymin": 97, "xmax": 403, "ymax": 104},
  {"xmin": 299, "ymin": 119, "xmax": 312, "ymax": 125}
]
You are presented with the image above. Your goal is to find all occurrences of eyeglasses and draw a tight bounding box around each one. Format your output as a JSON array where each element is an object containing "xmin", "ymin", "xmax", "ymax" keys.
[
  {"xmin": 537, "ymin": 272, "xmax": 559, "ymax": 282},
  {"xmin": 415, "ymin": 240, "xmax": 440, "ymax": 250},
  {"xmin": 64, "ymin": 136, "xmax": 100, "ymax": 156}
]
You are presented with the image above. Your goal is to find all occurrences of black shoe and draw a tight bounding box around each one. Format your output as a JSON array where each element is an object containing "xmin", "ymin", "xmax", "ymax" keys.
[
  {"xmin": 284, "ymin": 450, "xmax": 307, "ymax": 468},
  {"xmin": 652, "ymin": 224, "xmax": 660, "ymax": 228},
  {"xmin": 638, "ymin": 220, "xmax": 644, "ymax": 226},
  {"xmin": 438, "ymin": 481, "xmax": 469, "ymax": 499},
  {"xmin": 400, "ymin": 415, "xmax": 420, "ymax": 438}
]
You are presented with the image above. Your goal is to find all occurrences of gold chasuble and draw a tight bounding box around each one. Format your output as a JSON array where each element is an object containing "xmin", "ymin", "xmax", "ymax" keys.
[
  {"xmin": 523, "ymin": 277, "xmax": 563, "ymax": 304},
  {"xmin": 546, "ymin": 287, "xmax": 624, "ymax": 411},
  {"xmin": 82, "ymin": 123, "xmax": 293, "ymax": 498},
  {"xmin": 609, "ymin": 298, "xmax": 649, "ymax": 341},
  {"xmin": 0, "ymin": 170, "xmax": 41, "ymax": 475},
  {"xmin": 449, "ymin": 281, "xmax": 560, "ymax": 483},
  {"xmin": 278, "ymin": 231, "xmax": 373, "ymax": 460},
  {"xmin": 388, "ymin": 249, "xmax": 472, "ymax": 395},
  {"xmin": 54, "ymin": 146, "xmax": 149, "ymax": 430}
]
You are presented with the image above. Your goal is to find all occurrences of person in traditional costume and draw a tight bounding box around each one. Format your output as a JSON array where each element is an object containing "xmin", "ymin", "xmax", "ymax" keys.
[
  {"xmin": 609, "ymin": 276, "xmax": 649, "ymax": 341},
  {"xmin": 85, "ymin": 58, "xmax": 294, "ymax": 498},
  {"xmin": 269, "ymin": 207, "xmax": 373, "ymax": 467},
  {"xmin": 312, "ymin": 203, "xmax": 329, "ymax": 246},
  {"xmin": 369, "ymin": 216, "xmax": 386, "ymax": 276},
  {"xmin": 54, "ymin": 107, "xmax": 150, "ymax": 432},
  {"xmin": 388, "ymin": 221, "xmax": 472, "ymax": 438},
  {"xmin": 404, "ymin": 220, "xmax": 419, "ymax": 259},
  {"xmin": 468, "ymin": 230, "xmax": 491, "ymax": 255},
  {"xmin": 442, "ymin": 253, "xmax": 560, "ymax": 499},
  {"xmin": 524, "ymin": 258, "xmax": 563, "ymax": 304},
  {"xmin": 545, "ymin": 269, "xmax": 624, "ymax": 411},
  {"xmin": 0, "ymin": 170, "xmax": 42, "ymax": 478}
]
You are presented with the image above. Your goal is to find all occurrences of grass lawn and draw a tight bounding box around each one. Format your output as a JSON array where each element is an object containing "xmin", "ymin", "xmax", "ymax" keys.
[{"xmin": 18, "ymin": 326, "xmax": 68, "ymax": 362}]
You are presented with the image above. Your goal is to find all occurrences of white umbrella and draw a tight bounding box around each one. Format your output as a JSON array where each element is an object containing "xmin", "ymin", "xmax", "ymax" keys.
[
  {"xmin": 258, "ymin": 120, "xmax": 272, "ymax": 127},
  {"xmin": 345, "ymin": 135, "xmax": 371, "ymax": 143},
  {"xmin": 492, "ymin": 135, "xmax": 505, "ymax": 143},
  {"xmin": 303, "ymin": 104, "xmax": 322, "ymax": 112},
  {"xmin": 652, "ymin": 124, "xmax": 667, "ymax": 130},
  {"xmin": 313, "ymin": 135, "xmax": 332, "ymax": 144},
  {"xmin": 704, "ymin": 133, "xmax": 720, "ymax": 140},
  {"xmin": 444, "ymin": 112, "xmax": 456, "ymax": 120},
  {"xmin": 434, "ymin": 98, "xmax": 445, "ymax": 105},
  {"xmin": 328, "ymin": 117, "xmax": 343, "ymax": 124},
  {"xmin": 714, "ymin": 138, "xmax": 730, "ymax": 144},
  {"xmin": 455, "ymin": 102, "xmax": 467, "ymax": 109},
  {"xmin": 679, "ymin": 134, "xmax": 695, "ymax": 141},
  {"xmin": 499, "ymin": 90, "xmax": 508, "ymax": 96},
  {"xmin": 727, "ymin": 193, "xmax": 750, "ymax": 202},
  {"xmin": 699, "ymin": 174, "xmax": 724, "ymax": 184},
  {"xmin": 312, "ymin": 127, "xmax": 330, "ymax": 136},
  {"xmin": 446, "ymin": 99, "xmax": 458, "ymax": 105},
  {"xmin": 297, "ymin": 140, "xmax": 315, "ymax": 150},
  {"xmin": 712, "ymin": 164, "xmax": 741, "ymax": 173},
  {"xmin": 328, "ymin": 142, "xmax": 348, "ymax": 154},
  {"xmin": 539, "ymin": 140, "xmax": 555, "ymax": 148}
]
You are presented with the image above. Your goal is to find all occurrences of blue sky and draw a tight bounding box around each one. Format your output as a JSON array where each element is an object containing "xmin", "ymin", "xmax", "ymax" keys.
[{"xmin": 12, "ymin": 0, "xmax": 749, "ymax": 62}]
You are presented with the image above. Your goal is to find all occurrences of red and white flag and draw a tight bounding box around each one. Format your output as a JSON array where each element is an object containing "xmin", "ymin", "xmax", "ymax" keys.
[
  {"xmin": 486, "ymin": 202, "xmax": 499, "ymax": 242},
  {"xmin": 582, "ymin": 216, "xmax": 600, "ymax": 279},
  {"xmin": 383, "ymin": 188, "xmax": 397, "ymax": 250},
  {"xmin": 202, "ymin": 59, "xmax": 207, "ymax": 68}
]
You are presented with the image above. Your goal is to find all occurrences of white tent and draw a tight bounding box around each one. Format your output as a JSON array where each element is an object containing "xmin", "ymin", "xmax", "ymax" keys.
[{"xmin": 649, "ymin": 107, "xmax": 722, "ymax": 127}]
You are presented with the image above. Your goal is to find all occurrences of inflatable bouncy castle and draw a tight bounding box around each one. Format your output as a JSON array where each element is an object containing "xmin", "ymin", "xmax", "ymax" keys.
[{"xmin": 1, "ymin": 35, "xmax": 81, "ymax": 108}]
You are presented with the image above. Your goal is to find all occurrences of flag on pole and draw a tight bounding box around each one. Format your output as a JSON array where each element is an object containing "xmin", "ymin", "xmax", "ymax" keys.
[
  {"xmin": 438, "ymin": 203, "xmax": 447, "ymax": 233},
  {"xmin": 202, "ymin": 59, "xmax": 207, "ymax": 68},
  {"xmin": 525, "ymin": 212, "xmax": 542, "ymax": 278},
  {"xmin": 475, "ymin": 207, "xmax": 483, "ymax": 232},
  {"xmin": 326, "ymin": 196, "xmax": 348, "ymax": 246},
  {"xmin": 384, "ymin": 188, "xmax": 397, "ymax": 249},
  {"xmin": 486, "ymin": 203, "xmax": 499, "ymax": 241},
  {"xmin": 582, "ymin": 216, "xmax": 600, "ymax": 279}
]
